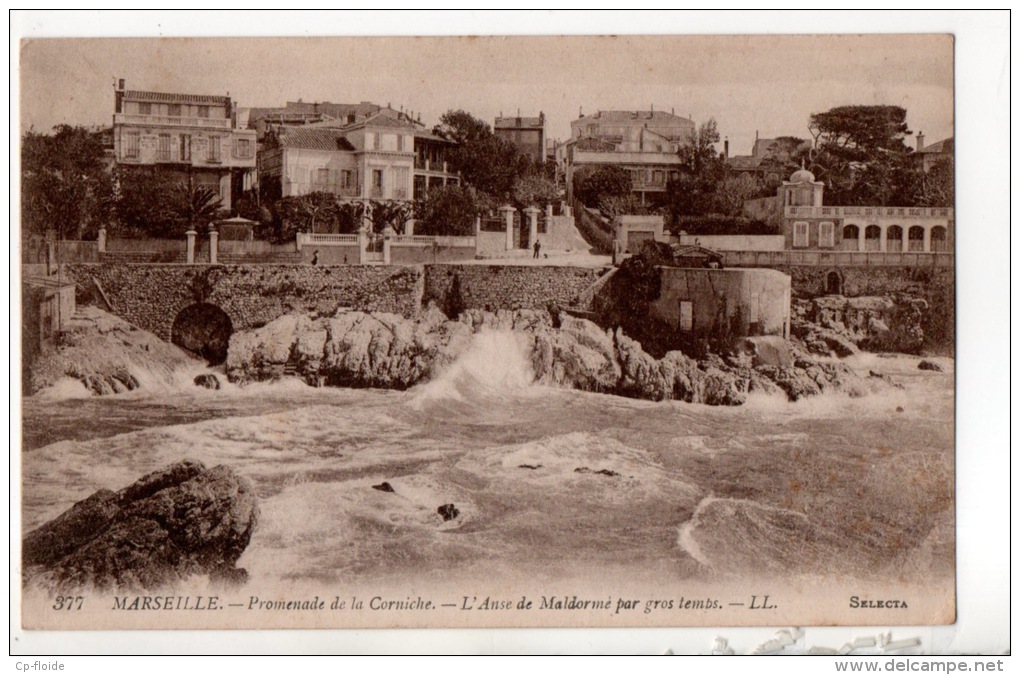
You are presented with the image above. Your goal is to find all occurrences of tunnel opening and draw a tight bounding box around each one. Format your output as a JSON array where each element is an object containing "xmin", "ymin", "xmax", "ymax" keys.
[{"xmin": 171, "ymin": 303, "xmax": 233, "ymax": 366}]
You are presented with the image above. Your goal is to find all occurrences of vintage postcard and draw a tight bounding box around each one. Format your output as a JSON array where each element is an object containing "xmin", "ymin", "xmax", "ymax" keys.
[{"xmin": 18, "ymin": 31, "xmax": 958, "ymax": 634}]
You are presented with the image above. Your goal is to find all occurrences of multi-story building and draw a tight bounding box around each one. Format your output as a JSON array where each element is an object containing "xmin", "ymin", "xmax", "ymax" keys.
[
  {"xmin": 412, "ymin": 129, "xmax": 461, "ymax": 200},
  {"xmin": 562, "ymin": 108, "xmax": 696, "ymax": 204},
  {"xmin": 259, "ymin": 112, "xmax": 439, "ymax": 204},
  {"xmin": 494, "ymin": 112, "xmax": 546, "ymax": 165},
  {"xmin": 112, "ymin": 80, "xmax": 256, "ymax": 210},
  {"xmin": 778, "ymin": 167, "xmax": 953, "ymax": 253}
]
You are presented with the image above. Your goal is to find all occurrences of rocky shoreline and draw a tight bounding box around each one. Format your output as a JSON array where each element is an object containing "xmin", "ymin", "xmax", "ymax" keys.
[
  {"xmin": 27, "ymin": 306, "xmax": 201, "ymax": 396},
  {"xmin": 29, "ymin": 292, "xmax": 946, "ymax": 405},
  {"xmin": 225, "ymin": 304, "xmax": 892, "ymax": 406}
]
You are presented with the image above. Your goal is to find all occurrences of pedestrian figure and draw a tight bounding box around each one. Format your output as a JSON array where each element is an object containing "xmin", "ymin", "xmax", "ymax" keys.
[
  {"xmin": 311, "ymin": 249, "xmax": 319, "ymax": 266},
  {"xmin": 533, "ymin": 239, "xmax": 541, "ymax": 259}
]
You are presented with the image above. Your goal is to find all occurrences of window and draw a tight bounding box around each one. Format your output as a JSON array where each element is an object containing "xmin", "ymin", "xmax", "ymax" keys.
[
  {"xmin": 396, "ymin": 134, "xmax": 404, "ymax": 152},
  {"xmin": 652, "ymin": 170, "xmax": 664, "ymax": 184},
  {"xmin": 373, "ymin": 133, "xmax": 381, "ymax": 150},
  {"xmin": 886, "ymin": 225, "xmax": 903, "ymax": 252},
  {"xmin": 793, "ymin": 221, "xmax": 809, "ymax": 248},
  {"xmin": 865, "ymin": 225, "xmax": 882, "ymax": 251},
  {"xmin": 138, "ymin": 102, "xmax": 152, "ymax": 115},
  {"xmin": 315, "ymin": 168, "xmax": 330, "ymax": 185},
  {"xmin": 123, "ymin": 131, "xmax": 140, "ymax": 158},
  {"xmin": 819, "ymin": 221, "xmax": 834, "ymax": 248},
  {"xmin": 679, "ymin": 301, "xmax": 693, "ymax": 332},
  {"xmin": 157, "ymin": 133, "xmax": 171, "ymax": 161},
  {"xmin": 371, "ymin": 169, "xmax": 384, "ymax": 197},
  {"xmin": 391, "ymin": 167, "xmax": 409, "ymax": 199},
  {"xmin": 234, "ymin": 138, "xmax": 252, "ymax": 158},
  {"xmin": 841, "ymin": 224, "xmax": 860, "ymax": 251},
  {"xmin": 908, "ymin": 226, "xmax": 925, "ymax": 252},
  {"xmin": 930, "ymin": 226, "xmax": 948, "ymax": 253},
  {"xmin": 340, "ymin": 170, "xmax": 354, "ymax": 189},
  {"xmin": 197, "ymin": 105, "xmax": 209, "ymax": 118},
  {"xmin": 168, "ymin": 104, "xmax": 182, "ymax": 117},
  {"xmin": 207, "ymin": 136, "xmax": 222, "ymax": 162},
  {"xmin": 179, "ymin": 135, "xmax": 191, "ymax": 161}
]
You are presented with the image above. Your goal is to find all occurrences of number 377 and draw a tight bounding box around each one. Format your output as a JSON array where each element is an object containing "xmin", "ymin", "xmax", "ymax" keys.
[{"xmin": 52, "ymin": 596, "xmax": 84, "ymax": 611}]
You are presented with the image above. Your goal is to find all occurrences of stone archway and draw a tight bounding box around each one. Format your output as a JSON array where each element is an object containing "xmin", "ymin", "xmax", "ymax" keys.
[{"xmin": 171, "ymin": 303, "xmax": 233, "ymax": 365}]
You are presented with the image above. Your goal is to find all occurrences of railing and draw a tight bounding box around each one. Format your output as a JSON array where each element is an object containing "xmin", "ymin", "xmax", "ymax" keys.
[
  {"xmin": 720, "ymin": 250, "xmax": 954, "ymax": 268},
  {"xmin": 413, "ymin": 158, "xmax": 450, "ymax": 173},
  {"xmin": 304, "ymin": 233, "xmax": 359, "ymax": 244},
  {"xmin": 370, "ymin": 187, "xmax": 384, "ymax": 198},
  {"xmin": 391, "ymin": 235, "xmax": 436, "ymax": 244},
  {"xmin": 392, "ymin": 188, "xmax": 408, "ymax": 200},
  {"xmin": 114, "ymin": 113, "xmax": 232, "ymax": 129},
  {"xmin": 785, "ymin": 205, "xmax": 953, "ymax": 219},
  {"xmin": 433, "ymin": 236, "xmax": 475, "ymax": 247}
]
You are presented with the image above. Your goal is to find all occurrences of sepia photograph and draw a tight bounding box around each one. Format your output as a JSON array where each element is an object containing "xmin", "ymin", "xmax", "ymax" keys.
[{"xmin": 10, "ymin": 11, "xmax": 1008, "ymax": 656}]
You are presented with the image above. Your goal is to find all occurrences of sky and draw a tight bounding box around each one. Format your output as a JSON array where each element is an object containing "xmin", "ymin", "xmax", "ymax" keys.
[{"xmin": 16, "ymin": 17, "xmax": 955, "ymax": 158}]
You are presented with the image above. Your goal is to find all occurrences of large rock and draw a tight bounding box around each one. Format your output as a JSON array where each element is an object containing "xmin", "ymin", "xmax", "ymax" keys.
[
  {"xmin": 793, "ymin": 294, "xmax": 928, "ymax": 355},
  {"xmin": 27, "ymin": 306, "xmax": 199, "ymax": 396},
  {"xmin": 23, "ymin": 461, "xmax": 258, "ymax": 591}
]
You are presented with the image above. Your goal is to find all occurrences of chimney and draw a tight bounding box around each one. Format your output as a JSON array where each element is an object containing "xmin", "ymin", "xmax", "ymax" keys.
[
  {"xmin": 117, "ymin": 78, "xmax": 125, "ymax": 90},
  {"xmin": 917, "ymin": 132, "xmax": 925, "ymax": 151},
  {"xmin": 671, "ymin": 107, "xmax": 675, "ymax": 116},
  {"xmin": 724, "ymin": 137, "xmax": 729, "ymax": 159},
  {"xmin": 755, "ymin": 129, "xmax": 759, "ymax": 141},
  {"xmin": 578, "ymin": 106, "xmax": 584, "ymax": 118}
]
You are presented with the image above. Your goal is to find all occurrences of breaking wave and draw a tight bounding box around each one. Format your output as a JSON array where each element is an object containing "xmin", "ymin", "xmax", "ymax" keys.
[{"xmin": 408, "ymin": 330, "xmax": 537, "ymax": 408}]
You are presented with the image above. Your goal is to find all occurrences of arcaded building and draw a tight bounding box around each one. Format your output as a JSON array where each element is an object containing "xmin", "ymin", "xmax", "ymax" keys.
[{"xmin": 778, "ymin": 167, "xmax": 954, "ymax": 254}]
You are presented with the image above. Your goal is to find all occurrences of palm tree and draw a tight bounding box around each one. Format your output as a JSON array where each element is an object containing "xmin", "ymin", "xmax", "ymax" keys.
[{"xmin": 182, "ymin": 186, "xmax": 224, "ymax": 232}]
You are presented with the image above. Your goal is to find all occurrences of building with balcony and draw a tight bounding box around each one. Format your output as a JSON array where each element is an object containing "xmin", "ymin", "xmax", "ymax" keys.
[
  {"xmin": 562, "ymin": 108, "xmax": 696, "ymax": 205},
  {"xmin": 778, "ymin": 167, "xmax": 953, "ymax": 254},
  {"xmin": 258, "ymin": 112, "xmax": 419, "ymax": 203},
  {"xmin": 112, "ymin": 80, "xmax": 256, "ymax": 210},
  {"xmin": 494, "ymin": 112, "xmax": 546, "ymax": 165},
  {"xmin": 413, "ymin": 130, "xmax": 460, "ymax": 200}
]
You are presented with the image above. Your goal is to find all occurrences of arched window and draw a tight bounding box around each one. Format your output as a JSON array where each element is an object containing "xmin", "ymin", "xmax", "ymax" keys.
[
  {"xmin": 908, "ymin": 226, "xmax": 925, "ymax": 252},
  {"xmin": 865, "ymin": 225, "xmax": 882, "ymax": 251},
  {"xmin": 841, "ymin": 224, "xmax": 860, "ymax": 251},
  {"xmin": 886, "ymin": 225, "xmax": 904, "ymax": 252},
  {"xmin": 931, "ymin": 226, "xmax": 948, "ymax": 253}
]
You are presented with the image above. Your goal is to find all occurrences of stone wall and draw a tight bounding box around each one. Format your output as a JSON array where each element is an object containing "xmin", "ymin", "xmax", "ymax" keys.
[
  {"xmin": 423, "ymin": 264, "xmax": 606, "ymax": 313},
  {"xmin": 390, "ymin": 243, "xmax": 477, "ymax": 265},
  {"xmin": 64, "ymin": 264, "xmax": 425, "ymax": 341},
  {"xmin": 475, "ymin": 230, "xmax": 507, "ymax": 257},
  {"xmin": 63, "ymin": 262, "xmax": 608, "ymax": 345},
  {"xmin": 780, "ymin": 265, "xmax": 955, "ymax": 350}
]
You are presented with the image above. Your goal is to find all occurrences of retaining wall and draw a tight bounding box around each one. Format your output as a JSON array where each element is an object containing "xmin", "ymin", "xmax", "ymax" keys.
[{"xmin": 423, "ymin": 264, "xmax": 607, "ymax": 312}]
